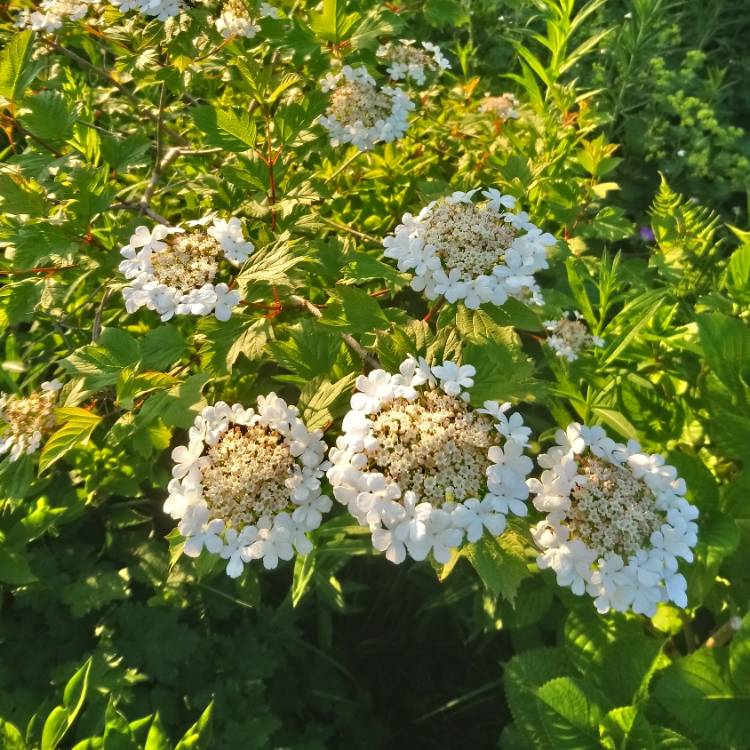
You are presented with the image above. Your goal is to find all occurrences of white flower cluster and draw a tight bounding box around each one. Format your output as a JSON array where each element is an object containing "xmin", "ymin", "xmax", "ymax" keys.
[
  {"xmin": 530, "ymin": 423, "xmax": 699, "ymax": 616},
  {"xmin": 214, "ymin": 0, "xmax": 279, "ymax": 39},
  {"xmin": 165, "ymin": 396, "xmax": 332, "ymax": 576},
  {"xmin": 383, "ymin": 188, "xmax": 555, "ymax": 309},
  {"xmin": 110, "ymin": 0, "xmax": 182, "ymax": 21},
  {"xmin": 15, "ymin": 0, "xmax": 97, "ymax": 32},
  {"xmin": 480, "ymin": 93, "xmax": 521, "ymax": 121},
  {"xmin": 327, "ymin": 357, "xmax": 533, "ymax": 564},
  {"xmin": 319, "ymin": 65, "xmax": 414, "ymax": 151},
  {"xmin": 0, "ymin": 380, "xmax": 62, "ymax": 461},
  {"xmin": 119, "ymin": 214, "xmax": 254, "ymax": 322},
  {"xmin": 544, "ymin": 311, "xmax": 605, "ymax": 361},
  {"xmin": 376, "ymin": 40, "xmax": 450, "ymax": 85}
]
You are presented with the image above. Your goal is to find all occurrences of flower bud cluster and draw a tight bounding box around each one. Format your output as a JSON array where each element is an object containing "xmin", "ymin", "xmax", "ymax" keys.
[
  {"xmin": 544, "ymin": 311, "xmax": 605, "ymax": 361},
  {"xmin": 0, "ymin": 380, "xmax": 62, "ymax": 461},
  {"xmin": 480, "ymin": 93, "xmax": 521, "ymax": 120}
]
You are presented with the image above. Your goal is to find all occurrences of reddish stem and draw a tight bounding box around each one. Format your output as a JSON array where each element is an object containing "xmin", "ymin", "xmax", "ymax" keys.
[{"xmin": 423, "ymin": 297, "xmax": 445, "ymax": 322}]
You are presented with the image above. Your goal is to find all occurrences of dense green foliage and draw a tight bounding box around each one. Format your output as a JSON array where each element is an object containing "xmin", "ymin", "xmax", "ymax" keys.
[{"xmin": 1, "ymin": 0, "xmax": 749, "ymax": 747}]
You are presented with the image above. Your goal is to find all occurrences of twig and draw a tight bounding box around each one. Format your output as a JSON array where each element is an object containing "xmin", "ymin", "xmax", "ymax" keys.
[
  {"xmin": 140, "ymin": 84, "xmax": 170, "ymax": 211},
  {"xmin": 325, "ymin": 149, "xmax": 363, "ymax": 183},
  {"xmin": 92, "ymin": 288, "xmax": 112, "ymax": 343},
  {"xmin": 112, "ymin": 201, "xmax": 170, "ymax": 226},
  {"xmin": 704, "ymin": 618, "xmax": 742, "ymax": 649},
  {"xmin": 318, "ymin": 216, "xmax": 381, "ymax": 244},
  {"xmin": 423, "ymin": 297, "xmax": 445, "ymax": 322},
  {"xmin": 290, "ymin": 294, "xmax": 381, "ymax": 370},
  {"xmin": 0, "ymin": 265, "xmax": 76, "ymax": 277}
]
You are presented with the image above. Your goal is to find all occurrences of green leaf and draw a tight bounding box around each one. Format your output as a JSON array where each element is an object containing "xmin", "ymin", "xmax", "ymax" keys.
[
  {"xmin": 63, "ymin": 658, "xmax": 92, "ymax": 718},
  {"xmin": 565, "ymin": 258, "xmax": 596, "ymax": 324},
  {"xmin": 236, "ymin": 241, "xmax": 305, "ymax": 288},
  {"xmin": 291, "ymin": 549, "xmax": 317, "ymax": 608},
  {"xmin": 40, "ymin": 708, "xmax": 69, "ymax": 750},
  {"xmin": 298, "ymin": 373, "xmax": 357, "ymax": 431},
  {"xmin": 455, "ymin": 306, "xmax": 522, "ymax": 346},
  {"xmin": 309, "ymin": 0, "xmax": 361, "ymax": 43},
  {"xmin": 599, "ymin": 707, "xmax": 655, "ymax": 750},
  {"xmin": 697, "ymin": 313, "xmax": 750, "ymax": 396},
  {"xmin": 727, "ymin": 244, "xmax": 750, "ymax": 302},
  {"xmin": 0, "ymin": 30, "xmax": 36, "ymax": 103},
  {"xmin": 144, "ymin": 713, "xmax": 170, "ymax": 750},
  {"xmin": 653, "ymin": 649, "xmax": 750, "ymax": 747},
  {"xmin": 102, "ymin": 698, "xmax": 137, "ymax": 750},
  {"xmin": 40, "ymin": 659, "xmax": 92, "ymax": 749},
  {"xmin": 138, "ymin": 373, "xmax": 209, "ymax": 429},
  {"xmin": 61, "ymin": 570, "xmax": 130, "ymax": 617},
  {"xmin": 0, "ymin": 174, "xmax": 47, "ymax": 216},
  {"xmin": 0, "ymin": 454, "xmax": 34, "ymax": 500},
  {"xmin": 38, "ymin": 408, "xmax": 101, "ymax": 474},
  {"xmin": 196, "ymin": 315, "xmax": 270, "ymax": 374},
  {"xmin": 318, "ymin": 286, "xmax": 390, "ymax": 334},
  {"xmin": 0, "ymin": 545, "xmax": 36, "ymax": 584},
  {"xmin": 20, "ymin": 91, "xmax": 74, "ymax": 143},
  {"xmin": 174, "ymin": 702, "xmax": 213, "ymax": 750},
  {"xmin": 116, "ymin": 369, "xmax": 177, "ymax": 410},
  {"xmin": 424, "ymin": 0, "xmax": 470, "ymax": 27},
  {"xmin": 0, "ymin": 719, "xmax": 25, "ymax": 750},
  {"xmin": 140, "ymin": 325, "xmax": 185, "ymax": 370},
  {"xmin": 100, "ymin": 132, "xmax": 151, "ymax": 170},
  {"xmin": 267, "ymin": 320, "xmax": 343, "ymax": 384},
  {"xmin": 63, "ymin": 328, "xmax": 140, "ymax": 389},
  {"xmin": 503, "ymin": 648, "xmax": 575, "ymax": 749},
  {"xmin": 534, "ymin": 677, "xmax": 603, "ymax": 750},
  {"xmin": 192, "ymin": 105, "xmax": 257, "ymax": 152},
  {"xmin": 464, "ymin": 341, "xmax": 540, "ymax": 403},
  {"xmin": 730, "ymin": 615, "xmax": 750, "ymax": 692},
  {"xmin": 462, "ymin": 527, "xmax": 530, "ymax": 604}
]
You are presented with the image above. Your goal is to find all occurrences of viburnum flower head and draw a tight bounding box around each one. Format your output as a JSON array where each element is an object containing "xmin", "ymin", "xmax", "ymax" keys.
[
  {"xmin": 319, "ymin": 65, "xmax": 415, "ymax": 151},
  {"xmin": 118, "ymin": 214, "xmax": 254, "ymax": 322},
  {"xmin": 544, "ymin": 310, "xmax": 605, "ymax": 361},
  {"xmin": 327, "ymin": 357, "xmax": 533, "ymax": 564},
  {"xmin": 383, "ymin": 188, "xmax": 555, "ymax": 310},
  {"xmin": 480, "ymin": 93, "xmax": 521, "ymax": 121},
  {"xmin": 214, "ymin": 0, "xmax": 278, "ymax": 38},
  {"xmin": 110, "ymin": 0, "xmax": 182, "ymax": 21},
  {"xmin": 165, "ymin": 396, "xmax": 332, "ymax": 577},
  {"xmin": 0, "ymin": 380, "xmax": 62, "ymax": 462},
  {"xmin": 530, "ymin": 423, "xmax": 699, "ymax": 616},
  {"xmin": 376, "ymin": 39, "xmax": 450, "ymax": 85}
]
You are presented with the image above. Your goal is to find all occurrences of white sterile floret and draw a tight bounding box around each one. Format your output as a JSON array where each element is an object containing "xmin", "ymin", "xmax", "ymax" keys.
[
  {"xmin": 165, "ymin": 396, "xmax": 331, "ymax": 577},
  {"xmin": 118, "ymin": 215, "xmax": 254, "ymax": 322},
  {"xmin": 376, "ymin": 39, "xmax": 451, "ymax": 85},
  {"xmin": 327, "ymin": 357, "xmax": 533, "ymax": 564},
  {"xmin": 529, "ymin": 422, "xmax": 699, "ymax": 616},
  {"xmin": 15, "ymin": 0, "xmax": 97, "ymax": 31},
  {"xmin": 0, "ymin": 380, "xmax": 62, "ymax": 462},
  {"xmin": 543, "ymin": 310, "xmax": 605, "ymax": 361},
  {"xmin": 110, "ymin": 0, "xmax": 182, "ymax": 21},
  {"xmin": 319, "ymin": 65, "xmax": 415, "ymax": 151},
  {"xmin": 383, "ymin": 187, "xmax": 555, "ymax": 310}
]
